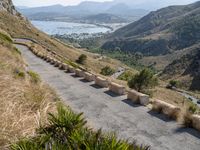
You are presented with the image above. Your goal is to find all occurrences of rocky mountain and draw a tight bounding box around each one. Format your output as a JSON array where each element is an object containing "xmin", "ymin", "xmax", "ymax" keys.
[
  {"xmin": 0, "ymin": 0, "xmax": 17, "ymax": 15},
  {"xmin": 102, "ymin": 1, "xmax": 200, "ymax": 56}
]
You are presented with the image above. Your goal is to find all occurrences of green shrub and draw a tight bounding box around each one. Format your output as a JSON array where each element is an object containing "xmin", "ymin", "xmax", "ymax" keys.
[
  {"xmin": 100, "ymin": 66, "xmax": 115, "ymax": 76},
  {"xmin": 117, "ymin": 70, "xmax": 135, "ymax": 81},
  {"xmin": 14, "ymin": 69, "xmax": 25, "ymax": 79},
  {"xmin": 128, "ymin": 69, "xmax": 158, "ymax": 92},
  {"xmin": 11, "ymin": 104, "xmax": 150, "ymax": 150},
  {"xmin": 169, "ymin": 80, "xmax": 180, "ymax": 88},
  {"xmin": 28, "ymin": 71, "xmax": 40, "ymax": 83},
  {"xmin": 76, "ymin": 54, "xmax": 87, "ymax": 64}
]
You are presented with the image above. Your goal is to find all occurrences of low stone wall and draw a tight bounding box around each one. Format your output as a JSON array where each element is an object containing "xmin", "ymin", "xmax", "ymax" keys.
[
  {"xmin": 192, "ymin": 115, "xmax": 200, "ymax": 131},
  {"xmin": 109, "ymin": 82, "xmax": 126, "ymax": 95},
  {"xmin": 75, "ymin": 69, "xmax": 85, "ymax": 77},
  {"xmin": 95, "ymin": 76, "xmax": 109, "ymax": 88},
  {"xmin": 152, "ymin": 100, "xmax": 181, "ymax": 119},
  {"xmin": 127, "ymin": 90, "xmax": 149, "ymax": 106},
  {"xmin": 84, "ymin": 72, "xmax": 95, "ymax": 82}
]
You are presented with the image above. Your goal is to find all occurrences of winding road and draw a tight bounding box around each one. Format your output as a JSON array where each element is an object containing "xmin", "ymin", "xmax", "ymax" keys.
[{"xmin": 15, "ymin": 43, "xmax": 200, "ymax": 150}]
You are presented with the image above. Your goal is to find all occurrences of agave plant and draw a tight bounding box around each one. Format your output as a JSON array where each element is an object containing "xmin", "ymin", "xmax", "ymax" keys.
[{"xmin": 11, "ymin": 104, "xmax": 150, "ymax": 150}]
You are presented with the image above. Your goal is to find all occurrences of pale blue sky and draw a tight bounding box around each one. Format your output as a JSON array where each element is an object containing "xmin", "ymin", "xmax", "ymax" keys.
[{"xmin": 12, "ymin": 0, "xmax": 197, "ymax": 7}]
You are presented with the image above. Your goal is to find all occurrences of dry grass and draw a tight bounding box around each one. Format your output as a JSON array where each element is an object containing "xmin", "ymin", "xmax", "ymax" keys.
[{"xmin": 0, "ymin": 41, "xmax": 58, "ymax": 149}]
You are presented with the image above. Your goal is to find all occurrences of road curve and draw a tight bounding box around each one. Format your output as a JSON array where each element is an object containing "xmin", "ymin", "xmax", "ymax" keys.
[{"xmin": 15, "ymin": 44, "xmax": 200, "ymax": 150}]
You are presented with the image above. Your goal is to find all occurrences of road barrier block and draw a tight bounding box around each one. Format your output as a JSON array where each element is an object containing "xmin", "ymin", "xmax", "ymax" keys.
[
  {"xmin": 109, "ymin": 82, "xmax": 126, "ymax": 95},
  {"xmin": 192, "ymin": 115, "xmax": 200, "ymax": 131},
  {"xmin": 127, "ymin": 90, "xmax": 149, "ymax": 106},
  {"xmin": 68, "ymin": 66, "xmax": 75, "ymax": 73},
  {"xmin": 75, "ymin": 69, "xmax": 85, "ymax": 77},
  {"xmin": 152, "ymin": 99, "xmax": 181, "ymax": 119},
  {"xmin": 84, "ymin": 72, "xmax": 95, "ymax": 82},
  {"xmin": 95, "ymin": 76, "xmax": 109, "ymax": 88}
]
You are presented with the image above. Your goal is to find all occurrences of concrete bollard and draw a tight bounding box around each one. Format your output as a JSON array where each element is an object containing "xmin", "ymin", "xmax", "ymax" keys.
[
  {"xmin": 75, "ymin": 69, "xmax": 85, "ymax": 77},
  {"xmin": 95, "ymin": 76, "xmax": 109, "ymax": 88},
  {"xmin": 127, "ymin": 90, "xmax": 149, "ymax": 106},
  {"xmin": 192, "ymin": 115, "xmax": 200, "ymax": 131},
  {"xmin": 152, "ymin": 100, "xmax": 181, "ymax": 119},
  {"xmin": 109, "ymin": 82, "xmax": 126, "ymax": 95},
  {"xmin": 84, "ymin": 72, "xmax": 95, "ymax": 82},
  {"xmin": 54, "ymin": 60, "xmax": 61, "ymax": 67},
  {"xmin": 68, "ymin": 66, "xmax": 75, "ymax": 73},
  {"xmin": 50, "ymin": 59, "xmax": 56, "ymax": 65}
]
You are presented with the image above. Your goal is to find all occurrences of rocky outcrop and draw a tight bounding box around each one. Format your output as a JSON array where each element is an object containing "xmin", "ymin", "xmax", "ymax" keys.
[{"xmin": 0, "ymin": 0, "xmax": 17, "ymax": 15}]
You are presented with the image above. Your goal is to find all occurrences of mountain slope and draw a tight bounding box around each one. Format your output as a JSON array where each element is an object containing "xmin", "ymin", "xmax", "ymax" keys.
[
  {"xmin": 101, "ymin": 1, "xmax": 200, "ymax": 90},
  {"xmin": 102, "ymin": 1, "xmax": 200, "ymax": 56}
]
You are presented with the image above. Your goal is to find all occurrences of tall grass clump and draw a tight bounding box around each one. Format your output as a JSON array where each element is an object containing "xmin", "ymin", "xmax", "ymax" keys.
[
  {"xmin": 11, "ymin": 104, "xmax": 150, "ymax": 150},
  {"xmin": 28, "ymin": 71, "xmax": 41, "ymax": 83}
]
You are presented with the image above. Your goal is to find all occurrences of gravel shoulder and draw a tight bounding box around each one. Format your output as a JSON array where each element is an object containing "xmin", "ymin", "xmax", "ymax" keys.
[{"xmin": 16, "ymin": 44, "xmax": 200, "ymax": 150}]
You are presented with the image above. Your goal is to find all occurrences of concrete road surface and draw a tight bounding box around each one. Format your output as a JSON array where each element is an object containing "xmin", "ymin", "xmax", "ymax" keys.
[{"xmin": 15, "ymin": 44, "xmax": 200, "ymax": 150}]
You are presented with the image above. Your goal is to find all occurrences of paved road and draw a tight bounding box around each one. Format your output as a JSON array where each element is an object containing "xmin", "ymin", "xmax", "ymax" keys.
[{"xmin": 15, "ymin": 44, "xmax": 200, "ymax": 150}]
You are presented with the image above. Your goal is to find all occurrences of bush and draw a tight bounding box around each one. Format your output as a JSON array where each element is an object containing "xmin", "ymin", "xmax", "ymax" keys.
[
  {"xmin": 169, "ymin": 80, "xmax": 179, "ymax": 88},
  {"xmin": 100, "ymin": 66, "xmax": 115, "ymax": 76},
  {"xmin": 76, "ymin": 54, "xmax": 87, "ymax": 64},
  {"xmin": 117, "ymin": 70, "xmax": 135, "ymax": 81},
  {"xmin": 182, "ymin": 111, "xmax": 193, "ymax": 128},
  {"xmin": 28, "ymin": 71, "xmax": 40, "ymax": 83},
  {"xmin": 128, "ymin": 69, "xmax": 158, "ymax": 92},
  {"xmin": 14, "ymin": 69, "xmax": 25, "ymax": 79},
  {"xmin": 11, "ymin": 104, "xmax": 150, "ymax": 150}
]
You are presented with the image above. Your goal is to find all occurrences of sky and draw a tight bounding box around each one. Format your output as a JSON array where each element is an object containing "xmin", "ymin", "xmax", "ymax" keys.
[
  {"xmin": 13, "ymin": 0, "xmax": 112, "ymax": 7},
  {"xmin": 12, "ymin": 0, "xmax": 197, "ymax": 7}
]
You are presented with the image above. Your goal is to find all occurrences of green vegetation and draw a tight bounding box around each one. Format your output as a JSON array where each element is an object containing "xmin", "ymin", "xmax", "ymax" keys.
[
  {"xmin": 14, "ymin": 69, "xmax": 25, "ymax": 79},
  {"xmin": 128, "ymin": 69, "xmax": 158, "ymax": 92},
  {"xmin": 100, "ymin": 66, "xmax": 115, "ymax": 76},
  {"xmin": 118, "ymin": 70, "xmax": 135, "ymax": 81},
  {"xmin": 11, "ymin": 104, "xmax": 150, "ymax": 150},
  {"xmin": 0, "ymin": 31, "xmax": 12, "ymax": 43},
  {"xmin": 28, "ymin": 71, "xmax": 41, "ymax": 83},
  {"xmin": 76, "ymin": 54, "xmax": 87, "ymax": 65},
  {"xmin": 169, "ymin": 80, "xmax": 180, "ymax": 88}
]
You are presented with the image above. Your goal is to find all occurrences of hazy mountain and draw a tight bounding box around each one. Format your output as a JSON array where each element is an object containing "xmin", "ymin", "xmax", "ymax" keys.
[{"xmin": 17, "ymin": 1, "xmax": 149, "ymax": 23}]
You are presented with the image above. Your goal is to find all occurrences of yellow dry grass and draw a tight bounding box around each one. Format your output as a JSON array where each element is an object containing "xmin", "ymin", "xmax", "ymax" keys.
[{"xmin": 0, "ymin": 42, "xmax": 58, "ymax": 149}]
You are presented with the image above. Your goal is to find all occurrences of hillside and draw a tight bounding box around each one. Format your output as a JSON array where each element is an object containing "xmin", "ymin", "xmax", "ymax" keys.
[
  {"xmin": 102, "ymin": 1, "xmax": 200, "ymax": 55},
  {"xmin": 101, "ymin": 1, "xmax": 200, "ymax": 90}
]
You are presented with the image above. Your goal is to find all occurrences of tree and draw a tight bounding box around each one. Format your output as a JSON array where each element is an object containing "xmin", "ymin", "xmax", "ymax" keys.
[
  {"xmin": 76, "ymin": 54, "xmax": 87, "ymax": 64},
  {"xmin": 128, "ymin": 69, "xmax": 158, "ymax": 92},
  {"xmin": 100, "ymin": 66, "xmax": 115, "ymax": 76}
]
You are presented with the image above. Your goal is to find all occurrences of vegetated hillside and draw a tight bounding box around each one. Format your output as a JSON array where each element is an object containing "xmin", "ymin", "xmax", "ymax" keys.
[
  {"xmin": 102, "ymin": 1, "xmax": 200, "ymax": 56},
  {"xmin": 161, "ymin": 44, "xmax": 200, "ymax": 90},
  {"xmin": 0, "ymin": 24, "xmax": 58, "ymax": 149}
]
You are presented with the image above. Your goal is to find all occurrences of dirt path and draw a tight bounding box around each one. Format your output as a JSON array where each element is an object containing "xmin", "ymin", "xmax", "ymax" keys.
[{"xmin": 15, "ymin": 44, "xmax": 200, "ymax": 150}]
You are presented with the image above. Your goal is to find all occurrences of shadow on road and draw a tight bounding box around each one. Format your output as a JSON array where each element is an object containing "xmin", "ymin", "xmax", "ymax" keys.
[
  {"xmin": 90, "ymin": 84, "xmax": 104, "ymax": 89},
  {"xmin": 174, "ymin": 127, "xmax": 200, "ymax": 139},
  {"xmin": 122, "ymin": 99, "xmax": 141, "ymax": 107},
  {"xmin": 79, "ymin": 79, "xmax": 91, "ymax": 83},
  {"xmin": 71, "ymin": 74, "xmax": 81, "ymax": 78},
  {"xmin": 104, "ymin": 90, "xmax": 120, "ymax": 97},
  {"xmin": 147, "ymin": 110, "xmax": 173, "ymax": 122}
]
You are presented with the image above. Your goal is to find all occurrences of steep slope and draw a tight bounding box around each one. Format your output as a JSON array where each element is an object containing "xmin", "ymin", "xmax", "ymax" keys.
[
  {"xmin": 102, "ymin": 1, "xmax": 200, "ymax": 56},
  {"xmin": 161, "ymin": 44, "xmax": 200, "ymax": 90}
]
